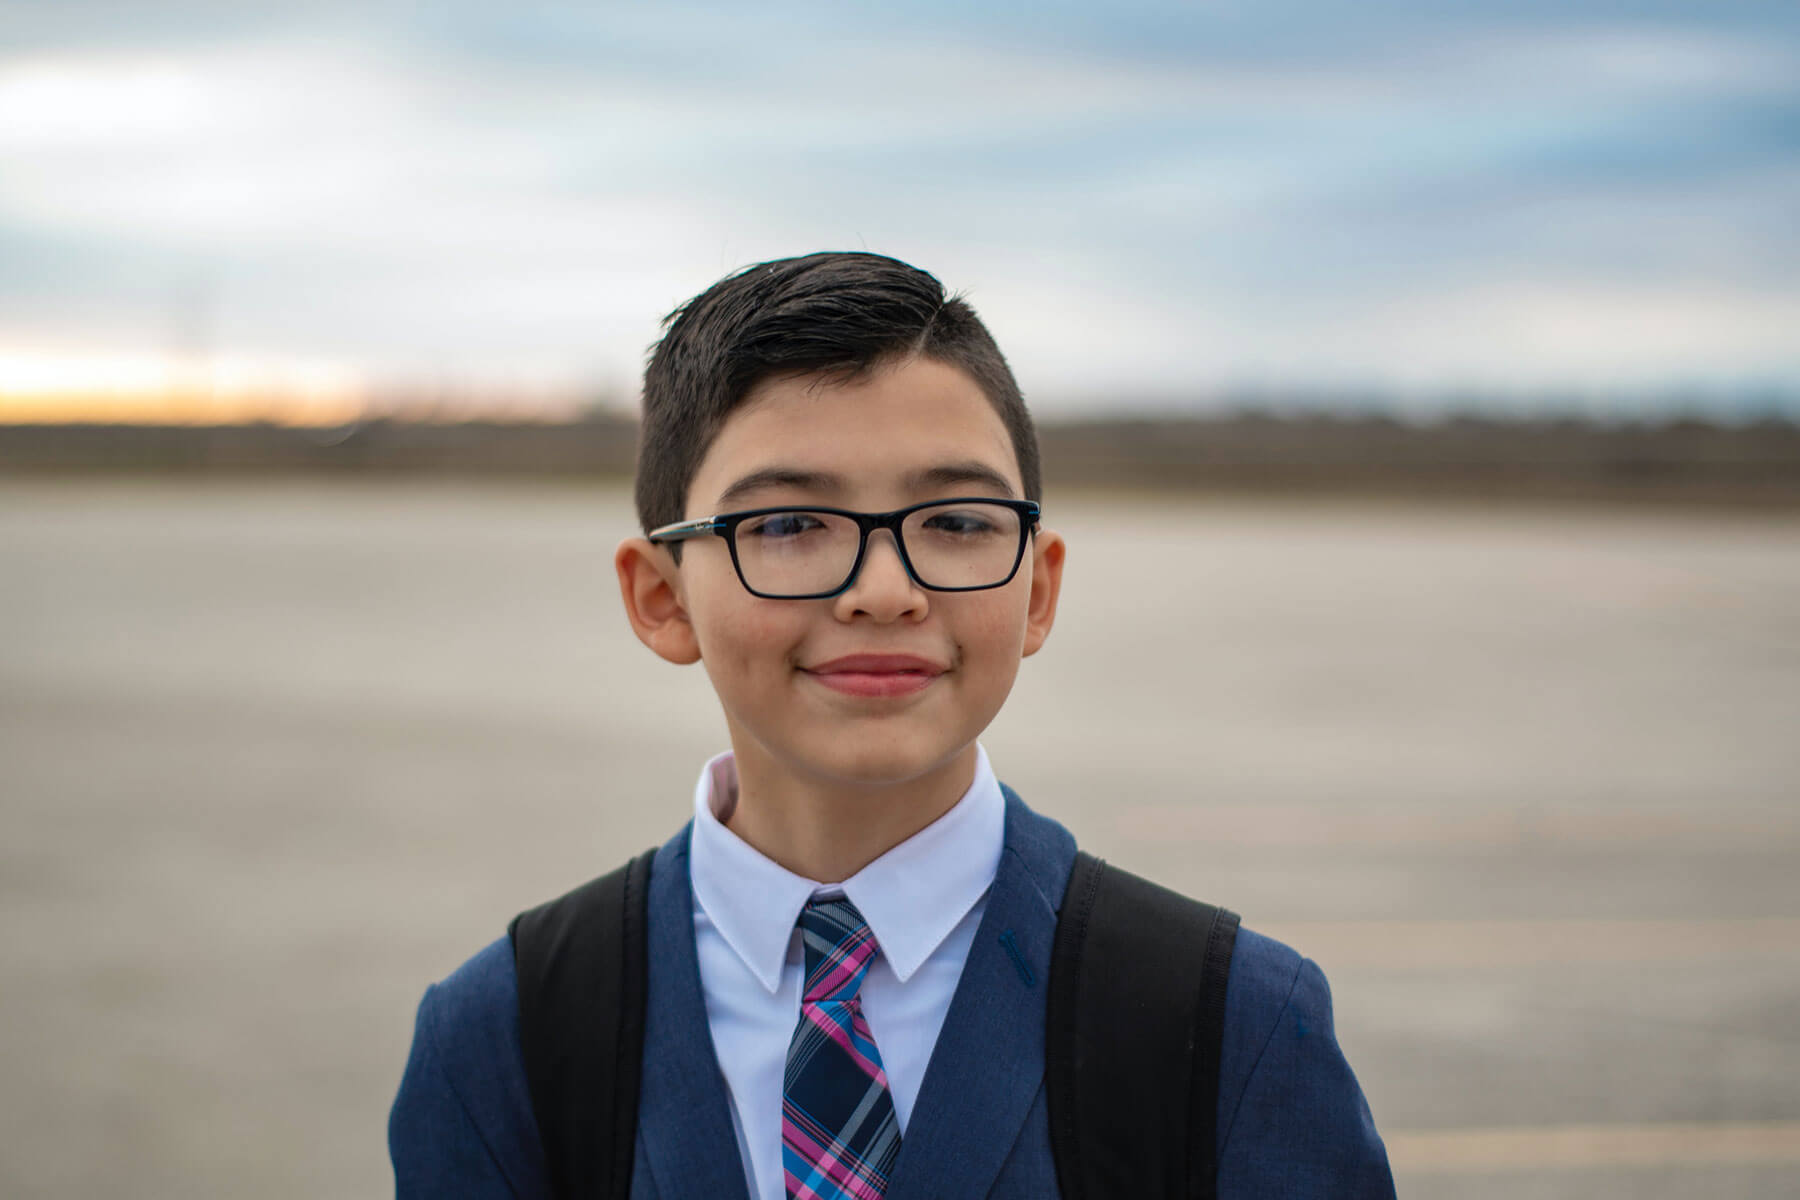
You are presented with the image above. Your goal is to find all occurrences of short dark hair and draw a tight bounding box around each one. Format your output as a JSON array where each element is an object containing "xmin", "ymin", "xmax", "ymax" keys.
[{"xmin": 635, "ymin": 251, "xmax": 1041, "ymax": 534}]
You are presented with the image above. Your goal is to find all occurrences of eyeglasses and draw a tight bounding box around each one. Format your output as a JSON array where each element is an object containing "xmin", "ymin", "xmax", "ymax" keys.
[{"xmin": 648, "ymin": 497, "xmax": 1040, "ymax": 599}]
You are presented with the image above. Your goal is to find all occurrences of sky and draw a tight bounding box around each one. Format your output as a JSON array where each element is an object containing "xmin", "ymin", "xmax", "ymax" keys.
[{"xmin": 1, "ymin": 0, "xmax": 1797, "ymax": 422}]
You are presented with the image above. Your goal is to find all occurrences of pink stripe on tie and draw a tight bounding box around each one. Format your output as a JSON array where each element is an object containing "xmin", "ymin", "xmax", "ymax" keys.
[{"xmin": 801, "ymin": 1004, "xmax": 889, "ymax": 1083}]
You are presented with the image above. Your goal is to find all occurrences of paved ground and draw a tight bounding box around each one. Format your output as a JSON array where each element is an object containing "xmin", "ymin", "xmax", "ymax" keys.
[{"xmin": 3, "ymin": 478, "xmax": 1797, "ymax": 1198}]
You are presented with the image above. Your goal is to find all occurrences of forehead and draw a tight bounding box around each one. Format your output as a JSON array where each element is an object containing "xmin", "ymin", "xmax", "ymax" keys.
[{"xmin": 686, "ymin": 357, "xmax": 1023, "ymax": 511}]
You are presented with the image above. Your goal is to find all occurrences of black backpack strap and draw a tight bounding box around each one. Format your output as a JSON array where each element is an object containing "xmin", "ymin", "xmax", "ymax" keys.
[
  {"xmin": 508, "ymin": 848, "xmax": 657, "ymax": 1200},
  {"xmin": 1047, "ymin": 850, "xmax": 1241, "ymax": 1200}
]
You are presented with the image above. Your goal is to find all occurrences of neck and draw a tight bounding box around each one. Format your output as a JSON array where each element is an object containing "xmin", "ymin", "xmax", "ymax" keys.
[{"xmin": 721, "ymin": 743, "xmax": 979, "ymax": 883}]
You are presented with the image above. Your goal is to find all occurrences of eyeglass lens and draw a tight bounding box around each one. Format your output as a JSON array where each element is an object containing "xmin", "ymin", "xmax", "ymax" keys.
[{"xmin": 731, "ymin": 502, "xmax": 1023, "ymax": 596}]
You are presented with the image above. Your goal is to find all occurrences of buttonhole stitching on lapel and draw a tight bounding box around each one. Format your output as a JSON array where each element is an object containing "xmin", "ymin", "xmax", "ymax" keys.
[{"xmin": 998, "ymin": 929, "xmax": 1035, "ymax": 987}]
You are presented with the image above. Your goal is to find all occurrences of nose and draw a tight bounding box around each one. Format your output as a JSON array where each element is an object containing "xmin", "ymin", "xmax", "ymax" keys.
[{"xmin": 833, "ymin": 529, "xmax": 927, "ymax": 622}]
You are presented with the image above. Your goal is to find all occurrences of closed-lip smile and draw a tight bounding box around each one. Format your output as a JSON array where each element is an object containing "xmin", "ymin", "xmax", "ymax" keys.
[{"xmin": 801, "ymin": 653, "xmax": 947, "ymax": 697}]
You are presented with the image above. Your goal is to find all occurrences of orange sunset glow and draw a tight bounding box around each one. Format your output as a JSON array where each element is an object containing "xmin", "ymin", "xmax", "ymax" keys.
[{"xmin": 0, "ymin": 347, "xmax": 369, "ymax": 426}]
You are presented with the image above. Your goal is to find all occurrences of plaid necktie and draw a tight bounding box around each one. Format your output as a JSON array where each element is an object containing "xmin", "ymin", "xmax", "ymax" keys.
[{"xmin": 782, "ymin": 898, "xmax": 901, "ymax": 1200}]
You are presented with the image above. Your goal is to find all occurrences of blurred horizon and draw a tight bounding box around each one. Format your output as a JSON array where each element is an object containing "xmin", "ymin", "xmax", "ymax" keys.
[
  {"xmin": 7, "ymin": 381, "xmax": 1800, "ymax": 430},
  {"xmin": 4, "ymin": 1, "xmax": 1798, "ymax": 427}
]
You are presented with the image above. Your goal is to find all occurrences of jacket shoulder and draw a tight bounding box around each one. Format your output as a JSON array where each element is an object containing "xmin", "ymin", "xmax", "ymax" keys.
[
  {"xmin": 1216, "ymin": 927, "xmax": 1395, "ymax": 1198},
  {"xmin": 432, "ymin": 935, "xmax": 527, "ymax": 1053},
  {"xmin": 1221, "ymin": 926, "xmax": 1306, "ymax": 1052},
  {"xmin": 389, "ymin": 937, "xmax": 549, "ymax": 1199}
]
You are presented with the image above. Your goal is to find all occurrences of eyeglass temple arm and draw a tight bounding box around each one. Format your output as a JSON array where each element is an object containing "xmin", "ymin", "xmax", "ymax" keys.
[{"xmin": 646, "ymin": 516, "xmax": 723, "ymax": 543}]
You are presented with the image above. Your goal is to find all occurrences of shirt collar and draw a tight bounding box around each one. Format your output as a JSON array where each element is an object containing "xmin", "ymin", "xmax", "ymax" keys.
[{"xmin": 688, "ymin": 745, "xmax": 1006, "ymax": 994}]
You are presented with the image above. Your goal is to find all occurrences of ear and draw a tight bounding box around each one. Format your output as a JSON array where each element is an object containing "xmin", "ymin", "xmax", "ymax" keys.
[
  {"xmin": 1021, "ymin": 527, "xmax": 1065, "ymax": 658},
  {"xmin": 615, "ymin": 537, "xmax": 701, "ymax": 665}
]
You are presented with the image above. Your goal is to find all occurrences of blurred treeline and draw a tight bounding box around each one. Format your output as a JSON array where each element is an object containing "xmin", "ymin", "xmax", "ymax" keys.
[{"xmin": 4, "ymin": 412, "xmax": 1799, "ymax": 505}]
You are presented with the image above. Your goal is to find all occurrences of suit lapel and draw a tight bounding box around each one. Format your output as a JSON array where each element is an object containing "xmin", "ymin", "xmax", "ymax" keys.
[
  {"xmin": 884, "ymin": 790, "xmax": 1076, "ymax": 1200},
  {"xmin": 635, "ymin": 828, "xmax": 753, "ymax": 1200}
]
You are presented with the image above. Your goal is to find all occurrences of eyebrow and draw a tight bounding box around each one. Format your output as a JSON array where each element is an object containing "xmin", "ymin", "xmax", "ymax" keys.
[
  {"xmin": 903, "ymin": 461, "xmax": 1018, "ymax": 498},
  {"xmin": 712, "ymin": 459, "xmax": 1019, "ymax": 510},
  {"xmin": 714, "ymin": 467, "xmax": 844, "ymax": 510}
]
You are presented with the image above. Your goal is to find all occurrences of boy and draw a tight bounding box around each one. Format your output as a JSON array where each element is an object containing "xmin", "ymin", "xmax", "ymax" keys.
[{"xmin": 390, "ymin": 252, "xmax": 1395, "ymax": 1198}]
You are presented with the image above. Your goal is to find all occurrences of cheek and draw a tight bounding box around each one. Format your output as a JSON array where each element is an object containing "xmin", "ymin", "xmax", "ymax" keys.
[
  {"xmin": 694, "ymin": 599, "xmax": 809, "ymax": 678},
  {"xmin": 950, "ymin": 592, "xmax": 1032, "ymax": 665}
]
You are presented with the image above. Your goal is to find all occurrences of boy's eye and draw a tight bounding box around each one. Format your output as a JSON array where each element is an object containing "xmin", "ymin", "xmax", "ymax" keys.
[
  {"xmin": 920, "ymin": 508, "xmax": 1002, "ymax": 536},
  {"xmin": 741, "ymin": 511, "xmax": 827, "ymax": 539}
]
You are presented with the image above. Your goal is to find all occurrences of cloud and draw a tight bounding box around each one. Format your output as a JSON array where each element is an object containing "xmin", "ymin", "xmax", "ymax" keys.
[{"xmin": 0, "ymin": 2, "xmax": 1796, "ymax": 413}]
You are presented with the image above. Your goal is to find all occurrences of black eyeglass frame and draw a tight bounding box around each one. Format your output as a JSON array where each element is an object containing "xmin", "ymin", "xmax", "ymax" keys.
[{"xmin": 647, "ymin": 496, "xmax": 1042, "ymax": 600}]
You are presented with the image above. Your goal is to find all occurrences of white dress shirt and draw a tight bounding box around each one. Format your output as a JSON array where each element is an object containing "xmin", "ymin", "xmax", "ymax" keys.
[{"xmin": 688, "ymin": 745, "xmax": 1006, "ymax": 1200}]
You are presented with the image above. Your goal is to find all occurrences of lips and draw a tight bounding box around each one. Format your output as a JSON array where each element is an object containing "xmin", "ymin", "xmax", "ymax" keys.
[{"xmin": 801, "ymin": 653, "xmax": 947, "ymax": 698}]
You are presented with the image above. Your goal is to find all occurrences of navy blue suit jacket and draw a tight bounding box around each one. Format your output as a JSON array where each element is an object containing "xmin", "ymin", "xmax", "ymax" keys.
[{"xmin": 390, "ymin": 791, "xmax": 1395, "ymax": 1198}]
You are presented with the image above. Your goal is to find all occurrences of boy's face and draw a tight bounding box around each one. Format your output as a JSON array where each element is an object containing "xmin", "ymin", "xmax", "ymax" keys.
[{"xmin": 618, "ymin": 355, "xmax": 1064, "ymax": 799}]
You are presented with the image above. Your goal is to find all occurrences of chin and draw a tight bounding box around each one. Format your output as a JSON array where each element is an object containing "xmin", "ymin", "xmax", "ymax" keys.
[{"xmin": 802, "ymin": 735, "xmax": 972, "ymax": 791}]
